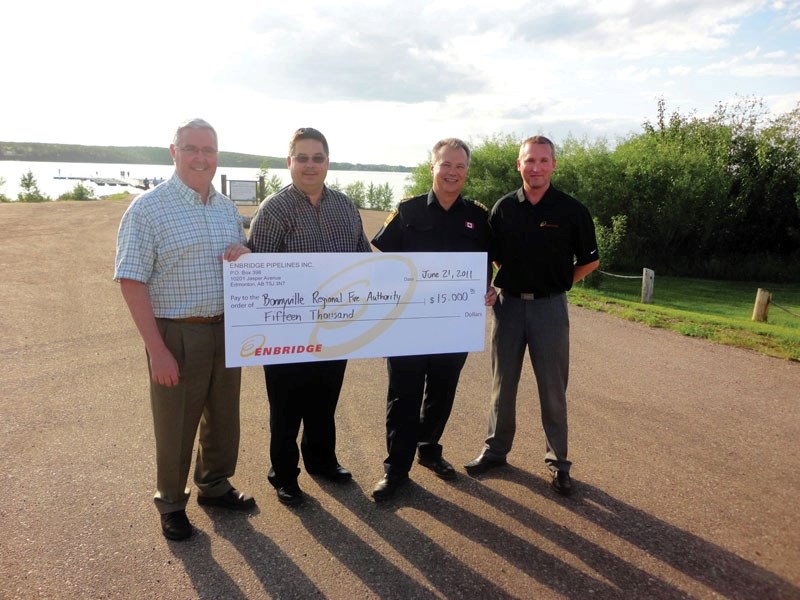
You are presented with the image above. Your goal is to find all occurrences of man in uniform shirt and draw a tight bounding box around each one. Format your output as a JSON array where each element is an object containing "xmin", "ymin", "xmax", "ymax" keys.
[
  {"xmin": 370, "ymin": 138, "xmax": 496, "ymax": 501},
  {"xmin": 248, "ymin": 127, "xmax": 372, "ymax": 506},
  {"xmin": 115, "ymin": 118, "xmax": 256, "ymax": 541},
  {"xmin": 464, "ymin": 136, "xmax": 599, "ymax": 496}
]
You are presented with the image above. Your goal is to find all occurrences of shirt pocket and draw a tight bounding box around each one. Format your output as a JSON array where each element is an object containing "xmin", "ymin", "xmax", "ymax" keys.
[{"xmin": 404, "ymin": 220, "xmax": 437, "ymax": 250}]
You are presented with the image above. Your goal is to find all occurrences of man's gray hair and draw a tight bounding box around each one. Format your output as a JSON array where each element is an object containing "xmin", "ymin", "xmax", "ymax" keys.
[
  {"xmin": 173, "ymin": 118, "xmax": 218, "ymax": 147},
  {"xmin": 431, "ymin": 138, "xmax": 471, "ymax": 165}
]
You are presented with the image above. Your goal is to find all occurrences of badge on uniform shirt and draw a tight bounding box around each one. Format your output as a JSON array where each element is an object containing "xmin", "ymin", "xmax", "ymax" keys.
[{"xmin": 465, "ymin": 221, "xmax": 474, "ymax": 229}]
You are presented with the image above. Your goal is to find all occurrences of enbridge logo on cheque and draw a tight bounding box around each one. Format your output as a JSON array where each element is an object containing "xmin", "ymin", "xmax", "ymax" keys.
[{"xmin": 240, "ymin": 334, "xmax": 324, "ymax": 358}]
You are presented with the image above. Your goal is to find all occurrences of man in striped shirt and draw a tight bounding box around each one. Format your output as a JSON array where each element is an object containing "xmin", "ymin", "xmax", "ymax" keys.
[{"xmin": 115, "ymin": 118, "xmax": 256, "ymax": 541}]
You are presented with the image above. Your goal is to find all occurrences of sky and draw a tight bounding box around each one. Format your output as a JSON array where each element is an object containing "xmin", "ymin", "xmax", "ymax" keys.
[{"xmin": 1, "ymin": 0, "xmax": 798, "ymax": 167}]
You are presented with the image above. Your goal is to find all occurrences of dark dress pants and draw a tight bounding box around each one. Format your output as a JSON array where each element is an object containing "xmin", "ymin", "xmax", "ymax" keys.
[
  {"xmin": 383, "ymin": 352, "xmax": 468, "ymax": 477},
  {"xmin": 263, "ymin": 359, "xmax": 347, "ymax": 488}
]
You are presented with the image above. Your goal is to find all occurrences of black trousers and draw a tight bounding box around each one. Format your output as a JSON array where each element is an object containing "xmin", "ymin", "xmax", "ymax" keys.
[
  {"xmin": 383, "ymin": 352, "xmax": 468, "ymax": 477},
  {"xmin": 263, "ymin": 359, "xmax": 347, "ymax": 487}
]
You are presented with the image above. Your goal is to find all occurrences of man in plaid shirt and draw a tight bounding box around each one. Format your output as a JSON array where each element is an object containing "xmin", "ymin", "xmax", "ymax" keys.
[
  {"xmin": 116, "ymin": 118, "xmax": 256, "ymax": 541},
  {"xmin": 248, "ymin": 127, "xmax": 371, "ymax": 507}
]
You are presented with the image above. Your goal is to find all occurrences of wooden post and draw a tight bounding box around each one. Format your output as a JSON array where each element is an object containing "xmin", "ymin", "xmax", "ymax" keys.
[
  {"xmin": 220, "ymin": 174, "xmax": 227, "ymax": 196},
  {"xmin": 641, "ymin": 268, "xmax": 655, "ymax": 304},
  {"xmin": 752, "ymin": 288, "xmax": 771, "ymax": 322}
]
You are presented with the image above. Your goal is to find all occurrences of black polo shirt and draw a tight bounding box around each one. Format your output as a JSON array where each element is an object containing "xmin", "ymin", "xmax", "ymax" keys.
[
  {"xmin": 372, "ymin": 191, "xmax": 492, "ymax": 283},
  {"xmin": 490, "ymin": 185, "xmax": 598, "ymax": 295}
]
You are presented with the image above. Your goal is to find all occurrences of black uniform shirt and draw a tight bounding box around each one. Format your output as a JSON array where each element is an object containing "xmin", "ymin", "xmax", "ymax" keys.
[
  {"xmin": 490, "ymin": 185, "xmax": 598, "ymax": 294},
  {"xmin": 372, "ymin": 191, "xmax": 493, "ymax": 283}
]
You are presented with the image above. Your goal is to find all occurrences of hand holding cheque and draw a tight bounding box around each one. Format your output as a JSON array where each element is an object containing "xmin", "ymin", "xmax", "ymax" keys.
[{"xmin": 223, "ymin": 252, "xmax": 487, "ymax": 366}]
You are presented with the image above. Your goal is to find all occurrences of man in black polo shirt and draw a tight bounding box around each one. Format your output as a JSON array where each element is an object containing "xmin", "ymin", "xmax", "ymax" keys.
[
  {"xmin": 464, "ymin": 135, "xmax": 599, "ymax": 496},
  {"xmin": 370, "ymin": 138, "xmax": 496, "ymax": 501}
]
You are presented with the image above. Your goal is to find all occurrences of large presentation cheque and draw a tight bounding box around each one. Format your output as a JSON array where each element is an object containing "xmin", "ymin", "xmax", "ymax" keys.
[{"xmin": 223, "ymin": 252, "xmax": 487, "ymax": 367}]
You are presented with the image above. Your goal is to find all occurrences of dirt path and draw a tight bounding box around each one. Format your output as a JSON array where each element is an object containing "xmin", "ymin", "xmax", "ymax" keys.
[{"xmin": 1, "ymin": 199, "xmax": 798, "ymax": 599}]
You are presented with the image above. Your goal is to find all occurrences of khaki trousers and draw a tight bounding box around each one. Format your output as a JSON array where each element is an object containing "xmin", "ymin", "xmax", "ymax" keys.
[{"xmin": 149, "ymin": 319, "xmax": 241, "ymax": 514}]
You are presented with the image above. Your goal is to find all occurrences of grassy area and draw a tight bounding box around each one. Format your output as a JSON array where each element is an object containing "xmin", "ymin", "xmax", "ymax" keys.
[{"xmin": 568, "ymin": 273, "xmax": 800, "ymax": 361}]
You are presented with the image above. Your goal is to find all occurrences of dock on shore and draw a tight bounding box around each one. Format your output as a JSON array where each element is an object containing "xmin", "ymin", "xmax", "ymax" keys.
[{"xmin": 54, "ymin": 175, "xmax": 150, "ymax": 189}]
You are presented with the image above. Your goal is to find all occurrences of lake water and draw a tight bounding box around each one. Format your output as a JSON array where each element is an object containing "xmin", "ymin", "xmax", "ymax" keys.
[{"xmin": 0, "ymin": 161, "xmax": 413, "ymax": 205}]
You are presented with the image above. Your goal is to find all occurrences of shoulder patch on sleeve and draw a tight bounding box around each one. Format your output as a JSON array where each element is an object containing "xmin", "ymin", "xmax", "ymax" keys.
[{"xmin": 381, "ymin": 209, "xmax": 400, "ymax": 228}]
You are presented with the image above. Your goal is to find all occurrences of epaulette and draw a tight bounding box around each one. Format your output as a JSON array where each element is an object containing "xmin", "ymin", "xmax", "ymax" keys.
[{"xmin": 466, "ymin": 198, "xmax": 489, "ymax": 212}]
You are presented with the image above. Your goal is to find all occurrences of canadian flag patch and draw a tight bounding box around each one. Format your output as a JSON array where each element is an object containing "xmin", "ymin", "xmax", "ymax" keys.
[{"xmin": 465, "ymin": 221, "xmax": 475, "ymax": 229}]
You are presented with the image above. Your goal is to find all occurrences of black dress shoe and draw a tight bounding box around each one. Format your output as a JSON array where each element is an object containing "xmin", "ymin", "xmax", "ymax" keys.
[
  {"xmin": 198, "ymin": 488, "xmax": 257, "ymax": 511},
  {"xmin": 463, "ymin": 454, "xmax": 507, "ymax": 476},
  {"xmin": 307, "ymin": 464, "xmax": 353, "ymax": 483},
  {"xmin": 276, "ymin": 484, "xmax": 305, "ymax": 506},
  {"xmin": 551, "ymin": 470, "xmax": 573, "ymax": 496},
  {"xmin": 371, "ymin": 474, "xmax": 409, "ymax": 502},
  {"xmin": 417, "ymin": 456, "xmax": 456, "ymax": 480},
  {"xmin": 161, "ymin": 509, "xmax": 192, "ymax": 541}
]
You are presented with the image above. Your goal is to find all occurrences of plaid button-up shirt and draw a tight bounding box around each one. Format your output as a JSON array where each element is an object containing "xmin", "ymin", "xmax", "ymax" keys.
[
  {"xmin": 114, "ymin": 173, "xmax": 246, "ymax": 318},
  {"xmin": 248, "ymin": 184, "xmax": 372, "ymax": 254}
]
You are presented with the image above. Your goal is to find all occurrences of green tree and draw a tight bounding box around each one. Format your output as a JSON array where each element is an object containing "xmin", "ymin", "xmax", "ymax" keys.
[
  {"xmin": 401, "ymin": 98, "xmax": 800, "ymax": 281},
  {"xmin": 583, "ymin": 214, "xmax": 628, "ymax": 288},
  {"xmin": 404, "ymin": 163, "xmax": 431, "ymax": 198},
  {"xmin": 0, "ymin": 176, "xmax": 8, "ymax": 202},
  {"xmin": 18, "ymin": 170, "xmax": 50, "ymax": 202},
  {"xmin": 366, "ymin": 182, "xmax": 394, "ymax": 211},
  {"xmin": 58, "ymin": 181, "xmax": 96, "ymax": 201},
  {"xmin": 344, "ymin": 181, "xmax": 366, "ymax": 208},
  {"xmin": 257, "ymin": 160, "xmax": 283, "ymax": 200}
]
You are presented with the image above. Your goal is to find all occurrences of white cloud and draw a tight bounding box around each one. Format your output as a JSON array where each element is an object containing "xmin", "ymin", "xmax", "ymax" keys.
[
  {"xmin": 0, "ymin": 0, "xmax": 797, "ymax": 166},
  {"xmin": 668, "ymin": 66, "xmax": 694, "ymax": 76}
]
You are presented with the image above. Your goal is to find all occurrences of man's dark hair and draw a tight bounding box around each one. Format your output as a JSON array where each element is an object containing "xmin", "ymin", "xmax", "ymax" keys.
[{"xmin": 289, "ymin": 127, "xmax": 329, "ymax": 157}]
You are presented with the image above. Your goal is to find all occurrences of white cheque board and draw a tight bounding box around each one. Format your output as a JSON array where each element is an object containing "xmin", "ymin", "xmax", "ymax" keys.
[{"xmin": 223, "ymin": 252, "xmax": 487, "ymax": 366}]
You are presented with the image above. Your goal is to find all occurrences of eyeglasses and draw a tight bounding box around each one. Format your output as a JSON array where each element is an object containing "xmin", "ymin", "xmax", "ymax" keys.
[
  {"xmin": 178, "ymin": 145, "xmax": 218, "ymax": 156},
  {"xmin": 292, "ymin": 154, "xmax": 327, "ymax": 164}
]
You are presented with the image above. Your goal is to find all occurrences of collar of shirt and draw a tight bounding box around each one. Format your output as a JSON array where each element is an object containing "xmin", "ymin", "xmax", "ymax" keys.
[
  {"xmin": 171, "ymin": 172, "xmax": 221, "ymax": 207},
  {"xmin": 427, "ymin": 190, "xmax": 466, "ymax": 210},
  {"xmin": 288, "ymin": 183, "xmax": 333, "ymax": 206},
  {"xmin": 515, "ymin": 185, "xmax": 556, "ymax": 207}
]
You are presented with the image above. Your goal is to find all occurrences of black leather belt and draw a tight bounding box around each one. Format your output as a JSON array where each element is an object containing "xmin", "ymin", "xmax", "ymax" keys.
[{"xmin": 502, "ymin": 290, "xmax": 557, "ymax": 300}]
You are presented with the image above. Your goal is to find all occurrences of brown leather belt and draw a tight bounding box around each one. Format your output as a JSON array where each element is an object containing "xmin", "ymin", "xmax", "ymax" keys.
[
  {"xmin": 168, "ymin": 314, "xmax": 224, "ymax": 324},
  {"xmin": 502, "ymin": 290, "xmax": 557, "ymax": 300}
]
